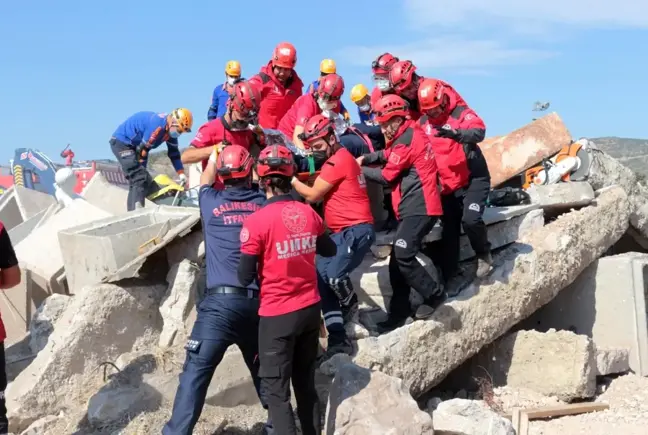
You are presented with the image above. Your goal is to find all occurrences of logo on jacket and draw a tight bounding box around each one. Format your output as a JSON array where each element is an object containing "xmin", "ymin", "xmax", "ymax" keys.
[
  {"xmin": 468, "ymin": 203, "xmax": 480, "ymax": 212},
  {"xmin": 465, "ymin": 114, "xmax": 474, "ymax": 120},
  {"xmin": 281, "ymin": 203, "xmax": 307, "ymax": 233},
  {"xmin": 240, "ymin": 227, "xmax": 250, "ymax": 243}
]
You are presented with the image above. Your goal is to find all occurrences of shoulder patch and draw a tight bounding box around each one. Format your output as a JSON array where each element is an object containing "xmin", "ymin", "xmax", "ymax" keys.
[
  {"xmin": 240, "ymin": 227, "xmax": 250, "ymax": 243},
  {"xmin": 388, "ymin": 153, "xmax": 401, "ymax": 165}
]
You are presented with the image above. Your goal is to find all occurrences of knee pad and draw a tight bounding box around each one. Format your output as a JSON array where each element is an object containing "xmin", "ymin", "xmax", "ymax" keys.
[{"xmin": 328, "ymin": 276, "xmax": 355, "ymax": 307}]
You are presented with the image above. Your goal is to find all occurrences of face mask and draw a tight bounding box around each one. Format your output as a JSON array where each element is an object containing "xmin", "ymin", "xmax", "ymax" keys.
[
  {"xmin": 312, "ymin": 150, "xmax": 329, "ymax": 166},
  {"xmin": 226, "ymin": 76, "xmax": 237, "ymax": 86},
  {"xmin": 169, "ymin": 129, "xmax": 180, "ymax": 139},
  {"xmin": 359, "ymin": 104, "xmax": 371, "ymax": 112},
  {"xmin": 318, "ymin": 99, "xmax": 337, "ymax": 111},
  {"xmin": 375, "ymin": 78, "xmax": 390, "ymax": 91}
]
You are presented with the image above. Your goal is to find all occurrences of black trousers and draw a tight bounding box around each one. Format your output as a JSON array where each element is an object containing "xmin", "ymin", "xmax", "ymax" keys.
[
  {"xmin": 388, "ymin": 215, "xmax": 440, "ymax": 318},
  {"xmin": 0, "ymin": 343, "xmax": 7, "ymax": 434},
  {"xmin": 439, "ymin": 176, "xmax": 491, "ymax": 279},
  {"xmin": 258, "ymin": 302, "xmax": 322, "ymax": 435},
  {"xmin": 109, "ymin": 138, "xmax": 158, "ymax": 211}
]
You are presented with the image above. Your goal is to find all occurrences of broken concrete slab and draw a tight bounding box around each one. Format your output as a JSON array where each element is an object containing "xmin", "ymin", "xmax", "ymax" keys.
[
  {"xmin": 58, "ymin": 205, "xmax": 200, "ymax": 293},
  {"xmin": 479, "ymin": 113, "xmax": 572, "ymax": 187},
  {"xmin": 432, "ymin": 399, "xmax": 515, "ymax": 435},
  {"xmin": 324, "ymin": 362, "xmax": 434, "ymax": 435},
  {"xmin": 352, "ymin": 186, "xmax": 630, "ymax": 398},
  {"xmin": 81, "ymin": 172, "xmax": 154, "ymax": 214},
  {"xmin": 470, "ymin": 330, "xmax": 596, "ymax": 401},
  {"xmin": 527, "ymin": 182, "xmax": 595, "ymax": 213},
  {"xmin": 159, "ymin": 260, "xmax": 200, "ymax": 347},
  {"xmin": 596, "ymin": 348, "xmax": 630, "ymax": 376},
  {"xmin": 0, "ymin": 185, "xmax": 56, "ymax": 231},
  {"xmin": 6, "ymin": 280, "xmax": 165, "ymax": 433},
  {"xmin": 8, "ymin": 203, "xmax": 61, "ymax": 246},
  {"xmin": 29, "ymin": 294, "xmax": 71, "ymax": 354},
  {"xmin": 522, "ymin": 252, "xmax": 648, "ymax": 376}
]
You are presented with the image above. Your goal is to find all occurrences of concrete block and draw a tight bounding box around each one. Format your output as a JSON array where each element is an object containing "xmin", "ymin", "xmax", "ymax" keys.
[
  {"xmin": 527, "ymin": 182, "xmax": 595, "ymax": 212},
  {"xmin": 522, "ymin": 252, "xmax": 648, "ymax": 376},
  {"xmin": 81, "ymin": 172, "xmax": 154, "ymax": 215},
  {"xmin": 596, "ymin": 348, "xmax": 630, "ymax": 376},
  {"xmin": 352, "ymin": 186, "xmax": 629, "ymax": 398},
  {"xmin": 471, "ymin": 330, "xmax": 596, "ymax": 401},
  {"xmin": 58, "ymin": 205, "xmax": 200, "ymax": 292},
  {"xmin": 479, "ymin": 112, "xmax": 572, "ymax": 187},
  {"xmin": 8, "ymin": 203, "xmax": 61, "ymax": 246},
  {"xmin": 14, "ymin": 199, "xmax": 111, "ymax": 292},
  {"xmin": 0, "ymin": 186, "xmax": 55, "ymax": 231}
]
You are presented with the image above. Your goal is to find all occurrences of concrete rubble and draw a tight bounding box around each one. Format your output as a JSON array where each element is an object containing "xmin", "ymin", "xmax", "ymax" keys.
[
  {"xmin": 432, "ymin": 399, "xmax": 515, "ymax": 435},
  {"xmin": 352, "ymin": 186, "xmax": 629, "ymax": 397},
  {"xmin": 469, "ymin": 329, "xmax": 597, "ymax": 401},
  {"xmin": 4, "ymin": 113, "xmax": 648, "ymax": 433},
  {"xmin": 324, "ymin": 361, "xmax": 434, "ymax": 435}
]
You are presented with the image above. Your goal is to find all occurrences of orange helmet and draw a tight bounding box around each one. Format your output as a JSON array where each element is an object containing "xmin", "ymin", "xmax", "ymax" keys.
[
  {"xmin": 170, "ymin": 108, "xmax": 194, "ymax": 133},
  {"xmin": 272, "ymin": 42, "xmax": 297, "ymax": 69},
  {"xmin": 389, "ymin": 60, "xmax": 417, "ymax": 93},
  {"xmin": 298, "ymin": 114, "xmax": 336, "ymax": 148},
  {"xmin": 256, "ymin": 145, "xmax": 295, "ymax": 178},
  {"xmin": 418, "ymin": 78, "xmax": 447, "ymax": 111},
  {"xmin": 373, "ymin": 95, "xmax": 410, "ymax": 123},
  {"xmin": 216, "ymin": 145, "xmax": 254, "ymax": 180}
]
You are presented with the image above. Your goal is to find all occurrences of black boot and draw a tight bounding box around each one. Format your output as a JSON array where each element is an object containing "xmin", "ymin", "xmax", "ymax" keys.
[
  {"xmin": 414, "ymin": 292, "xmax": 448, "ymax": 320},
  {"xmin": 375, "ymin": 315, "xmax": 413, "ymax": 334},
  {"xmin": 319, "ymin": 331, "xmax": 353, "ymax": 363}
]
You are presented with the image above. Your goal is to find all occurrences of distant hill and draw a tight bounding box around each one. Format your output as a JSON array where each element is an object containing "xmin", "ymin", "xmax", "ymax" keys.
[{"xmin": 590, "ymin": 137, "xmax": 648, "ymax": 178}]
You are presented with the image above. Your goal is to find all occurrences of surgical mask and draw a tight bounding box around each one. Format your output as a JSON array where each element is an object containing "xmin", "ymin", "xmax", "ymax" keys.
[
  {"xmin": 169, "ymin": 129, "xmax": 180, "ymax": 139},
  {"xmin": 359, "ymin": 104, "xmax": 371, "ymax": 112},
  {"xmin": 226, "ymin": 76, "xmax": 237, "ymax": 86},
  {"xmin": 318, "ymin": 99, "xmax": 337, "ymax": 111},
  {"xmin": 375, "ymin": 78, "xmax": 390, "ymax": 91}
]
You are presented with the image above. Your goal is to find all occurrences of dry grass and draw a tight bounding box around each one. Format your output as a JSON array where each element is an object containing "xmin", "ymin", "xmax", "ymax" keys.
[{"xmin": 474, "ymin": 366, "xmax": 504, "ymax": 414}]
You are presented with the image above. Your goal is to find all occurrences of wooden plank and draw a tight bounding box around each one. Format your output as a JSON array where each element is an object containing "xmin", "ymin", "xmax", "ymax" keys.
[{"xmin": 523, "ymin": 403, "xmax": 609, "ymax": 419}]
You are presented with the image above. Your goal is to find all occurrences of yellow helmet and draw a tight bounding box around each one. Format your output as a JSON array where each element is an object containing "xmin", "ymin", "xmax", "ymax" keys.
[
  {"xmin": 170, "ymin": 108, "xmax": 194, "ymax": 133},
  {"xmin": 225, "ymin": 60, "xmax": 241, "ymax": 77},
  {"xmin": 350, "ymin": 84, "xmax": 369, "ymax": 103},
  {"xmin": 320, "ymin": 59, "xmax": 336, "ymax": 74}
]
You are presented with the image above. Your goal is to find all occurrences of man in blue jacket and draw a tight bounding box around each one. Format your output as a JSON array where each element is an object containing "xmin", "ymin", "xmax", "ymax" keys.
[
  {"xmin": 208, "ymin": 60, "xmax": 243, "ymax": 120},
  {"xmin": 109, "ymin": 109, "xmax": 193, "ymax": 211},
  {"xmin": 162, "ymin": 145, "xmax": 273, "ymax": 435}
]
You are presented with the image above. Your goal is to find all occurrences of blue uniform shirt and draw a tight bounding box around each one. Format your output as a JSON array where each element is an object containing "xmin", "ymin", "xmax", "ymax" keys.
[
  {"xmin": 358, "ymin": 108, "xmax": 374, "ymax": 123},
  {"xmin": 112, "ymin": 111, "xmax": 183, "ymax": 172},
  {"xmin": 306, "ymin": 80, "xmax": 350, "ymax": 120},
  {"xmin": 199, "ymin": 185, "xmax": 266, "ymax": 290},
  {"xmin": 208, "ymin": 79, "xmax": 244, "ymax": 120}
]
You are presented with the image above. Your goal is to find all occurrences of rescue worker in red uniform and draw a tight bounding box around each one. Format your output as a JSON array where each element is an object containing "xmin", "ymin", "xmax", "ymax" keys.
[
  {"xmin": 238, "ymin": 145, "xmax": 336, "ymax": 435},
  {"xmin": 357, "ymin": 95, "xmax": 446, "ymax": 332},
  {"xmin": 291, "ymin": 114, "xmax": 376, "ymax": 360},
  {"xmin": 389, "ymin": 60, "xmax": 467, "ymax": 119},
  {"xmin": 182, "ymin": 81, "xmax": 262, "ymax": 189},
  {"xmin": 278, "ymin": 73, "xmax": 344, "ymax": 151},
  {"xmin": 417, "ymin": 78, "xmax": 493, "ymax": 280},
  {"xmin": 370, "ymin": 52, "xmax": 399, "ymax": 108},
  {"xmin": 249, "ymin": 42, "xmax": 304, "ymax": 129},
  {"xmin": 0, "ymin": 221, "xmax": 21, "ymax": 433}
]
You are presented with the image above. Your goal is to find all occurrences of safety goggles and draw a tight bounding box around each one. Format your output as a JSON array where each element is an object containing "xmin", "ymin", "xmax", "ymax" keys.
[
  {"xmin": 216, "ymin": 157, "xmax": 252, "ymax": 177},
  {"xmin": 258, "ymin": 156, "xmax": 293, "ymax": 169}
]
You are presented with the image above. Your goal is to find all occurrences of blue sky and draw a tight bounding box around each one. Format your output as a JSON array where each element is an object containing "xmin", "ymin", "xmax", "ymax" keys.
[{"xmin": 1, "ymin": 0, "xmax": 646, "ymax": 164}]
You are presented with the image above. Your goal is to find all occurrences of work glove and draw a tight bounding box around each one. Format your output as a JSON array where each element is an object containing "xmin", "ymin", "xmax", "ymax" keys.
[
  {"xmin": 436, "ymin": 125, "xmax": 461, "ymax": 141},
  {"xmin": 177, "ymin": 173, "xmax": 187, "ymax": 186}
]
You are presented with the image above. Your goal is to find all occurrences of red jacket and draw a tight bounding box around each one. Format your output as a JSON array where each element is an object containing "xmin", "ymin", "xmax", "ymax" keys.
[
  {"xmin": 0, "ymin": 220, "xmax": 19, "ymax": 342},
  {"xmin": 249, "ymin": 62, "xmax": 304, "ymax": 129},
  {"xmin": 361, "ymin": 120, "xmax": 443, "ymax": 219},
  {"xmin": 277, "ymin": 93, "xmax": 340, "ymax": 139}
]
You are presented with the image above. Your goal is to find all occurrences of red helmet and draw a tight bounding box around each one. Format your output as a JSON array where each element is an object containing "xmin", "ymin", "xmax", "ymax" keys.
[
  {"xmin": 230, "ymin": 81, "xmax": 262, "ymax": 115},
  {"xmin": 216, "ymin": 145, "xmax": 254, "ymax": 180},
  {"xmin": 298, "ymin": 114, "xmax": 335, "ymax": 148},
  {"xmin": 372, "ymin": 53, "xmax": 399, "ymax": 74},
  {"xmin": 389, "ymin": 60, "xmax": 417, "ymax": 93},
  {"xmin": 418, "ymin": 78, "xmax": 447, "ymax": 111},
  {"xmin": 272, "ymin": 42, "xmax": 297, "ymax": 69},
  {"xmin": 256, "ymin": 145, "xmax": 295, "ymax": 178},
  {"xmin": 317, "ymin": 74, "xmax": 345, "ymax": 101},
  {"xmin": 373, "ymin": 94, "xmax": 410, "ymax": 123}
]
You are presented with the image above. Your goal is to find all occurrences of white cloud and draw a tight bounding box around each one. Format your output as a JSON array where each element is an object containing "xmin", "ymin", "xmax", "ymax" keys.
[
  {"xmin": 403, "ymin": 0, "xmax": 648, "ymax": 30},
  {"xmin": 336, "ymin": 37, "xmax": 557, "ymax": 73}
]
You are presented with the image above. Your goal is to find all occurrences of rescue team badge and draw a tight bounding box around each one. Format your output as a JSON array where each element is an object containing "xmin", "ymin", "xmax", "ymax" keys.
[
  {"xmin": 240, "ymin": 227, "xmax": 250, "ymax": 243},
  {"xmin": 281, "ymin": 203, "xmax": 307, "ymax": 233}
]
